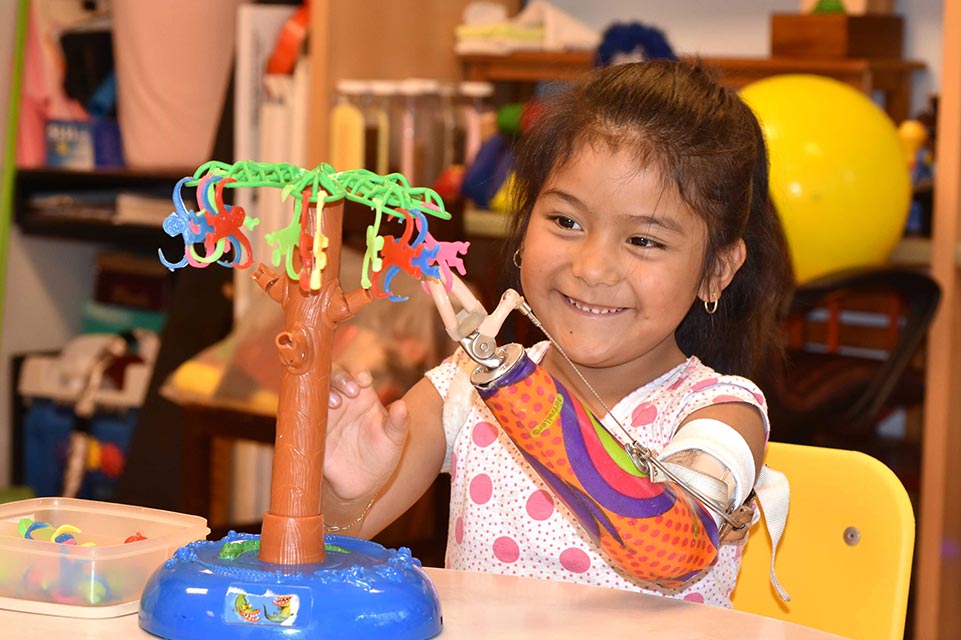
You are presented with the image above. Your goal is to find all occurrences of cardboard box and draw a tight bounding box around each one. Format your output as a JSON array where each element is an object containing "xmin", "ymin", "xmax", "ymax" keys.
[{"xmin": 771, "ymin": 13, "xmax": 903, "ymax": 59}]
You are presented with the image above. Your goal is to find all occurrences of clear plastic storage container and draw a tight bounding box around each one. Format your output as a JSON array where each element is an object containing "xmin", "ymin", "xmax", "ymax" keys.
[{"xmin": 0, "ymin": 497, "xmax": 208, "ymax": 618}]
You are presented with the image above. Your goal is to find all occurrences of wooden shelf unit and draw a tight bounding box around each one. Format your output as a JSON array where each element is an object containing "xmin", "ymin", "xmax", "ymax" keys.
[
  {"xmin": 459, "ymin": 51, "xmax": 925, "ymax": 123},
  {"xmin": 305, "ymin": 0, "xmax": 520, "ymax": 167}
]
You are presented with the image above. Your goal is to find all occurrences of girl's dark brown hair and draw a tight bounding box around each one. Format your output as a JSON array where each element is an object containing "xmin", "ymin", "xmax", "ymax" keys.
[{"xmin": 506, "ymin": 59, "xmax": 793, "ymax": 377}]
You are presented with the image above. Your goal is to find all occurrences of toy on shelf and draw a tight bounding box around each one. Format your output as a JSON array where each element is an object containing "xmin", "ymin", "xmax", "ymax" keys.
[
  {"xmin": 460, "ymin": 101, "xmax": 543, "ymax": 213},
  {"xmin": 140, "ymin": 161, "xmax": 465, "ymax": 640},
  {"xmin": 18, "ymin": 329, "xmax": 160, "ymax": 500},
  {"xmin": 899, "ymin": 117, "xmax": 935, "ymax": 236}
]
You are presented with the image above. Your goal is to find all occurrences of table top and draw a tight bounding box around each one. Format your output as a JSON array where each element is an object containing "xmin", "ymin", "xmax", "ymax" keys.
[{"xmin": 0, "ymin": 567, "xmax": 845, "ymax": 639}]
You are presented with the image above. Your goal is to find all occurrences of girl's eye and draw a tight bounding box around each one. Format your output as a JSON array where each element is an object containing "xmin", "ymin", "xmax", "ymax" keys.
[
  {"xmin": 628, "ymin": 236, "xmax": 661, "ymax": 249},
  {"xmin": 550, "ymin": 215, "xmax": 581, "ymax": 231}
]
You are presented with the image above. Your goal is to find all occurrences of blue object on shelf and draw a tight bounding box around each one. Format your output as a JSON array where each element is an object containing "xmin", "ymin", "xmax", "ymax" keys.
[
  {"xmin": 460, "ymin": 132, "xmax": 512, "ymax": 209},
  {"xmin": 45, "ymin": 118, "xmax": 124, "ymax": 169},
  {"xmin": 22, "ymin": 400, "xmax": 74, "ymax": 497},
  {"xmin": 80, "ymin": 410, "xmax": 138, "ymax": 501},
  {"xmin": 21, "ymin": 400, "xmax": 138, "ymax": 500}
]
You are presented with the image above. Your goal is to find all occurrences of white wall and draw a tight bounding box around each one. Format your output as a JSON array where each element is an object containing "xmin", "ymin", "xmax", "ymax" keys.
[
  {"xmin": 0, "ymin": 0, "xmax": 100, "ymax": 487},
  {"xmin": 550, "ymin": 0, "xmax": 942, "ymax": 117}
]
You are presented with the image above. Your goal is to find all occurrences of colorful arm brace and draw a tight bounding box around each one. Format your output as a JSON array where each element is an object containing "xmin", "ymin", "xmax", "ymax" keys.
[
  {"xmin": 473, "ymin": 348, "xmax": 719, "ymax": 589},
  {"xmin": 428, "ymin": 283, "xmax": 757, "ymax": 588}
]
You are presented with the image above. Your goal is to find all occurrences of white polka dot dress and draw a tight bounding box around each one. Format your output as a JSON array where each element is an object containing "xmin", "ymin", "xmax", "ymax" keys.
[{"xmin": 426, "ymin": 342, "xmax": 770, "ymax": 608}]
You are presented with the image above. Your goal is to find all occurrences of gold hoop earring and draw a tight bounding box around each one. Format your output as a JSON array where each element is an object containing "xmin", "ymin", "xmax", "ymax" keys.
[
  {"xmin": 513, "ymin": 249, "xmax": 522, "ymax": 269},
  {"xmin": 704, "ymin": 297, "xmax": 719, "ymax": 315}
]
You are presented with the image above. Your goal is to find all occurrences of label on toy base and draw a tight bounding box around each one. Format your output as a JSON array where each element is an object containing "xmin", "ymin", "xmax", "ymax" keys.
[{"xmin": 224, "ymin": 585, "xmax": 308, "ymax": 627}]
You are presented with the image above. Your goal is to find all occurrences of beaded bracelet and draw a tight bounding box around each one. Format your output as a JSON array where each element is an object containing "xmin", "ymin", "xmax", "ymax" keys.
[{"xmin": 323, "ymin": 495, "xmax": 377, "ymax": 532}]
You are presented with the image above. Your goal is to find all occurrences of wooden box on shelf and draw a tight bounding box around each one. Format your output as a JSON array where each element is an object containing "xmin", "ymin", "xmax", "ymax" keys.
[{"xmin": 770, "ymin": 13, "xmax": 903, "ymax": 59}]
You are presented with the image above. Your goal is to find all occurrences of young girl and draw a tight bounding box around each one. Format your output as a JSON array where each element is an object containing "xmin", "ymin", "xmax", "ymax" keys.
[{"xmin": 322, "ymin": 59, "xmax": 792, "ymax": 607}]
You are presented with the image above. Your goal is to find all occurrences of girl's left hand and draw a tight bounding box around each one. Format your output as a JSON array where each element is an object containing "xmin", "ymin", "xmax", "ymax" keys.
[{"xmin": 323, "ymin": 368, "xmax": 411, "ymax": 505}]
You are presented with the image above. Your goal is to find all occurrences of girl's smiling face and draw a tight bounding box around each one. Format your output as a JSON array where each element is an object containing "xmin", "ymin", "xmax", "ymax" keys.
[{"xmin": 520, "ymin": 142, "xmax": 739, "ymax": 390}]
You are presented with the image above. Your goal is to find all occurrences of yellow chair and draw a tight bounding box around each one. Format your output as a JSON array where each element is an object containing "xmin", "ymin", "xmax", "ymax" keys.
[{"xmin": 731, "ymin": 442, "xmax": 915, "ymax": 640}]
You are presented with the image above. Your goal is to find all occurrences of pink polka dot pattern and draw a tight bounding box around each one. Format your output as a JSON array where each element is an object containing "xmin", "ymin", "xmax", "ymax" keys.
[
  {"xmin": 469, "ymin": 474, "xmax": 493, "ymax": 504},
  {"xmin": 631, "ymin": 402, "xmax": 658, "ymax": 426},
  {"xmin": 526, "ymin": 490, "xmax": 554, "ymax": 520},
  {"xmin": 559, "ymin": 548, "xmax": 591, "ymax": 573},
  {"xmin": 425, "ymin": 343, "xmax": 768, "ymax": 609},
  {"xmin": 692, "ymin": 378, "xmax": 719, "ymax": 392},
  {"xmin": 493, "ymin": 536, "xmax": 520, "ymax": 563},
  {"xmin": 714, "ymin": 394, "xmax": 746, "ymax": 404},
  {"xmin": 472, "ymin": 421, "xmax": 499, "ymax": 447}
]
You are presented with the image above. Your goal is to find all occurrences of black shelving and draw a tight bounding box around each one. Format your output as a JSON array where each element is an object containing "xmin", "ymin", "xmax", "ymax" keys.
[{"xmin": 13, "ymin": 167, "xmax": 193, "ymax": 254}]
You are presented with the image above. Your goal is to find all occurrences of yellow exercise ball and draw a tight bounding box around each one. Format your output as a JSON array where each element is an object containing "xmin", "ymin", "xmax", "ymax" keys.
[{"xmin": 740, "ymin": 75, "xmax": 911, "ymax": 283}]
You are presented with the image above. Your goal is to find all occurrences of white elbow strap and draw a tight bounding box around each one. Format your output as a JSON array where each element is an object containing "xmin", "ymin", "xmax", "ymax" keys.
[
  {"xmin": 654, "ymin": 420, "xmax": 790, "ymax": 600},
  {"xmin": 657, "ymin": 418, "xmax": 757, "ymax": 508}
]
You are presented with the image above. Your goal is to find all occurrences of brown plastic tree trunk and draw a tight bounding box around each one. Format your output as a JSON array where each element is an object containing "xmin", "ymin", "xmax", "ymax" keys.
[{"xmin": 256, "ymin": 198, "xmax": 372, "ymax": 564}]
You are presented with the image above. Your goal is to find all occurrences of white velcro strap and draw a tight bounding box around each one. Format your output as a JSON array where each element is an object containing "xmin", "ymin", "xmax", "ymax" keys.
[
  {"xmin": 659, "ymin": 418, "xmax": 757, "ymax": 507},
  {"xmin": 755, "ymin": 464, "xmax": 791, "ymax": 601}
]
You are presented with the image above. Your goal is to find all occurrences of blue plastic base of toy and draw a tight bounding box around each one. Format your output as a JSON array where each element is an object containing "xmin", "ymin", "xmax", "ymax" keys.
[{"xmin": 138, "ymin": 532, "xmax": 442, "ymax": 640}]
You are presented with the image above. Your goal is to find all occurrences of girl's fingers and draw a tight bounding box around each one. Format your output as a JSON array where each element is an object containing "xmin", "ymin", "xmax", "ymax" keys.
[
  {"xmin": 330, "ymin": 369, "xmax": 360, "ymax": 396},
  {"xmin": 354, "ymin": 369, "xmax": 373, "ymax": 388},
  {"xmin": 327, "ymin": 368, "xmax": 379, "ymax": 410},
  {"xmin": 330, "ymin": 368, "xmax": 373, "ymax": 396},
  {"xmin": 383, "ymin": 399, "xmax": 410, "ymax": 447},
  {"xmin": 329, "ymin": 389, "xmax": 343, "ymax": 409}
]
